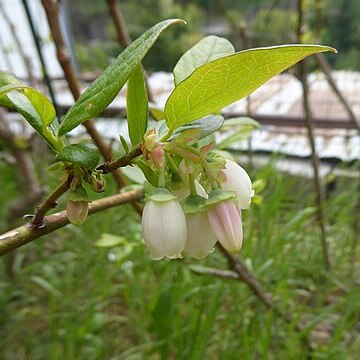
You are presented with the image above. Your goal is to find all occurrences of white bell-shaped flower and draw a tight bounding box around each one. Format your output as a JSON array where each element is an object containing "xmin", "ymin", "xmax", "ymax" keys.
[
  {"xmin": 207, "ymin": 199, "xmax": 243, "ymax": 253},
  {"xmin": 141, "ymin": 198, "xmax": 187, "ymax": 260},
  {"xmin": 221, "ymin": 159, "xmax": 254, "ymax": 209},
  {"xmin": 184, "ymin": 212, "xmax": 217, "ymax": 259}
]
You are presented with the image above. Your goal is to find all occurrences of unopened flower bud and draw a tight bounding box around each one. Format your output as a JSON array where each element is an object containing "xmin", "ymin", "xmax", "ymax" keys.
[
  {"xmin": 207, "ymin": 199, "xmax": 243, "ymax": 253},
  {"xmin": 141, "ymin": 198, "xmax": 187, "ymax": 260},
  {"xmin": 66, "ymin": 200, "xmax": 89, "ymax": 226},
  {"xmin": 221, "ymin": 160, "xmax": 254, "ymax": 209},
  {"xmin": 91, "ymin": 176, "xmax": 106, "ymax": 193},
  {"xmin": 151, "ymin": 146, "xmax": 165, "ymax": 169}
]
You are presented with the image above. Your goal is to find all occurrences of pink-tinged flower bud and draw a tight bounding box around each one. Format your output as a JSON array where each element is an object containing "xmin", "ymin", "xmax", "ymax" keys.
[
  {"xmin": 151, "ymin": 146, "xmax": 165, "ymax": 169},
  {"xmin": 66, "ymin": 200, "xmax": 89, "ymax": 226},
  {"xmin": 207, "ymin": 199, "xmax": 243, "ymax": 253},
  {"xmin": 141, "ymin": 199, "xmax": 187, "ymax": 260},
  {"xmin": 184, "ymin": 212, "xmax": 217, "ymax": 259},
  {"xmin": 222, "ymin": 160, "xmax": 254, "ymax": 209}
]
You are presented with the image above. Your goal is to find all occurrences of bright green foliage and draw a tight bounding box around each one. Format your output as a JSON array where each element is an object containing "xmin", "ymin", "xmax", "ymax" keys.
[
  {"xmin": 58, "ymin": 19, "xmax": 185, "ymax": 136},
  {"xmin": 7, "ymin": 91, "xmax": 59, "ymax": 151},
  {"xmin": 56, "ymin": 143, "xmax": 100, "ymax": 170},
  {"xmin": 218, "ymin": 117, "xmax": 261, "ymax": 149},
  {"xmin": 169, "ymin": 115, "xmax": 224, "ymax": 141},
  {"xmin": 0, "ymin": 71, "xmax": 21, "ymax": 107},
  {"xmin": 126, "ymin": 65, "xmax": 148, "ymax": 145},
  {"xmin": 173, "ymin": 35, "xmax": 235, "ymax": 85},
  {"xmin": 165, "ymin": 45, "xmax": 336, "ymax": 130},
  {"xmin": 23, "ymin": 88, "xmax": 56, "ymax": 127},
  {"xmin": 0, "ymin": 71, "xmax": 60, "ymax": 151},
  {"xmin": 94, "ymin": 233, "xmax": 128, "ymax": 247}
]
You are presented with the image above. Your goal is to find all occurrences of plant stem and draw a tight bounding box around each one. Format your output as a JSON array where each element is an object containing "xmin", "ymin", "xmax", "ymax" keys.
[
  {"xmin": 315, "ymin": 53, "xmax": 360, "ymax": 132},
  {"xmin": 0, "ymin": 1, "xmax": 34, "ymax": 83},
  {"xmin": 201, "ymin": 157, "xmax": 217, "ymax": 189},
  {"xmin": 97, "ymin": 145, "xmax": 143, "ymax": 174},
  {"xmin": 21, "ymin": 0, "xmax": 59, "ymax": 114},
  {"xmin": 0, "ymin": 189, "xmax": 144, "ymax": 256},
  {"xmin": 40, "ymin": 0, "xmax": 126, "ymax": 188},
  {"xmin": 159, "ymin": 128, "xmax": 174, "ymax": 142},
  {"xmin": 31, "ymin": 173, "xmax": 73, "ymax": 227},
  {"xmin": 297, "ymin": 0, "xmax": 331, "ymax": 272},
  {"xmin": 188, "ymin": 172, "xmax": 197, "ymax": 195}
]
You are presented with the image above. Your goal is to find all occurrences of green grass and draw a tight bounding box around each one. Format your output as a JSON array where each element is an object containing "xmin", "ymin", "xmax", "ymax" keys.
[{"xmin": 0, "ymin": 159, "xmax": 359, "ymax": 359}]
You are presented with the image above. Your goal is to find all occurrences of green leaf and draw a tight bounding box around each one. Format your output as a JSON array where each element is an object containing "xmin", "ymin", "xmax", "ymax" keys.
[
  {"xmin": 169, "ymin": 115, "xmax": 224, "ymax": 141},
  {"xmin": 56, "ymin": 143, "xmax": 100, "ymax": 169},
  {"xmin": 218, "ymin": 129, "xmax": 254, "ymax": 149},
  {"xmin": 221, "ymin": 117, "xmax": 261, "ymax": 129},
  {"xmin": 165, "ymin": 44, "xmax": 336, "ymax": 129},
  {"xmin": 0, "ymin": 71, "xmax": 21, "ymax": 107},
  {"xmin": 173, "ymin": 35, "xmax": 235, "ymax": 85},
  {"xmin": 121, "ymin": 165, "xmax": 147, "ymax": 184},
  {"xmin": 136, "ymin": 159, "xmax": 158, "ymax": 186},
  {"xmin": 58, "ymin": 19, "xmax": 185, "ymax": 136},
  {"xmin": 6, "ymin": 91, "xmax": 59, "ymax": 151},
  {"xmin": 23, "ymin": 88, "xmax": 56, "ymax": 127},
  {"xmin": 218, "ymin": 117, "xmax": 261, "ymax": 149},
  {"xmin": 94, "ymin": 233, "xmax": 127, "ymax": 248},
  {"xmin": 127, "ymin": 65, "xmax": 148, "ymax": 145},
  {"xmin": 0, "ymin": 71, "xmax": 60, "ymax": 150},
  {"xmin": 149, "ymin": 103, "xmax": 165, "ymax": 120}
]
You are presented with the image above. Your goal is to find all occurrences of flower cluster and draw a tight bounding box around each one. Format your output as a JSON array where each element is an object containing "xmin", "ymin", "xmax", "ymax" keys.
[{"xmin": 140, "ymin": 130, "xmax": 254, "ymax": 260}]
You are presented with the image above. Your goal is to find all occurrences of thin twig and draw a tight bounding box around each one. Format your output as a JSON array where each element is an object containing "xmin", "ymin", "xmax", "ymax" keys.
[
  {"xmin": 216, "ymin": 244, "xmax": 276, "ymax": 310},
  {"xmin": 31, "ymin": 173, "xmax": 73, "ymax": 227},
  {"xmin": 0, "ymin": 1, "xmax": 34, "ymax": 83},
  {"xmin": 350, "ymin": 163, "xmax": 360, "ymax": 280},
  {"xmin": 0, "ymin": 110, "xmax": 44, "ymax": 277},
  {"xmin": 190, "ymin": 266, "xmax": 240, "ymax": 280},
  {"xmin": 297, "ymin": 0, "xmax": 331, "ymax": 272},
  {"xmin": 0, "ymin": 189, "xmax": 144, "ymax": 256},
  {"xmin": 315, "ymin": 53, "xmax": 360, "ymax": 133},
  {"xmin": 21, "ymin": 0, "xmax": 59, "ymax": 112},
  {"xmin": 106, "ymin": 0, "xmax": 131, "ymax": 47},
  {"xmin": 105, "ymin": 0, "xmax": 154, "ymax": 102},
  {"xmin": 40, "ymin": 0, "xmax": 127, "ymax": 188},
  {"xmin": 97, "ymin": 145, "xmax": 142, "ymax": 173}
]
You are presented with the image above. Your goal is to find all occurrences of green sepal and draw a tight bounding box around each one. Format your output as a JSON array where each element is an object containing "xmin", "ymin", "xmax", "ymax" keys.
[
  {"xmin": 206, "ymin": 189, "xmax": 237, "ymax": 207},
  {"xmin": 68, "ymin": 186, "xmax": 89, "ymax": 202},
  {"xmin": 146, "ymin": 186, "xmax": 177, "ymax": 202},
  {"xmin": 182, "ymin": 195, "xmax": 207, "ymax": 214}
]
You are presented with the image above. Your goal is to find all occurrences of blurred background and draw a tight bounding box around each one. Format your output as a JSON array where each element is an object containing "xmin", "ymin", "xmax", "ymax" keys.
[{"xmin": 0, "ymin": 0, "xmax": 359, "ymax": 359}]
